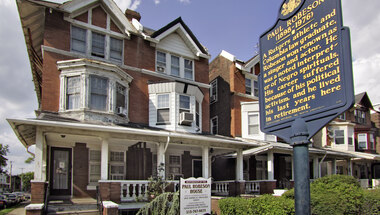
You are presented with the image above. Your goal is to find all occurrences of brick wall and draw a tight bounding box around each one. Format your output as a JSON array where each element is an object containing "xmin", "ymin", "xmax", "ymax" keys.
[
  {"xmin": 92, "ymin": 6, "xmax": 107, "ymax": 29},
  {"xmin": 210, "ymin": 77, "xmax": 231, "ymax": 136},
  {"xmin": 30, "ymin": 181, "xmax": 47, "ymax": 204},
  {"xmin": 44, "ymin": 9, "xmax": 70, "ymax": 52},
  {"xmin": 231, "ymin": 95, "xmax": 254, "ymax": 137}
]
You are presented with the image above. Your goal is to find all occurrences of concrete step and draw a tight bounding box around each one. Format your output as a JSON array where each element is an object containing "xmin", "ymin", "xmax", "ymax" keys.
[{"xmin": 48, "ymin": 209, "xmax": 100, "ymax": 215}]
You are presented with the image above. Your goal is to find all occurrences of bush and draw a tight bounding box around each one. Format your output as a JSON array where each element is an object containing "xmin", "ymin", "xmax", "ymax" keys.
[
  {"xmin": 137, "ymin": 192, "xmax": 179, "ymax": 215},
  {"xmin": 219, "ymin": 195, "xmax": 294, "ymax": 215},
  {"xmin": 362, "ymin": 188, "xmax": 380, "ymax": 215}
]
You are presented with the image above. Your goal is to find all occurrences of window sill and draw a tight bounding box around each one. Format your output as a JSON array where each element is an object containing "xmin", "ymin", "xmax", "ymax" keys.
[{"xmin": 156, "ymin": 122, "xmax": 171, "ymax": 125}]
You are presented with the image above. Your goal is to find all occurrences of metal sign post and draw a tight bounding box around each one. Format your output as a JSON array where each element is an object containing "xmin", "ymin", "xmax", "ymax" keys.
[{"xmin": 258, "ymin": 0, "xmax": 354, "ymax": 214}]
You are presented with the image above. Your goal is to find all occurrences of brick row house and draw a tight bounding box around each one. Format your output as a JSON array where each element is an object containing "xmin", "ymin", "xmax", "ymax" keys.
[
  {"xmin": 209, "ymin": 50, "xmax": 380, "ymax": 193},
  {"xmin": 9, "ymin": 0, "xmax": 259, "ymax": 213}
]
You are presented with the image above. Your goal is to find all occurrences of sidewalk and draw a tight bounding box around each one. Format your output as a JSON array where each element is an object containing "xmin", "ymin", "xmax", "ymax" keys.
[{"xmin": 6, "ymin": 202, "xmax": 29, "ymax": 215}]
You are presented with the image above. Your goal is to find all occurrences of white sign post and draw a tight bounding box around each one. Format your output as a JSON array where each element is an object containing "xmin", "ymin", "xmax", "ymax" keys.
[{"xmin": 180, "ymin": 177, "xmax": 211, "ymax": 215}]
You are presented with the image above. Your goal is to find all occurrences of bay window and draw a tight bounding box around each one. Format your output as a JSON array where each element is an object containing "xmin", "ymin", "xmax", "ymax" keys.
[
  {"xmin": 116, "ymin": 83, "xmax": 127, "ymax": 110},
  {"xmin": 334, "ymin": 130, "xmax": 344, "ymax": 145},
  {"xmin": 179, "ymin": 95, "xmax": 190, "ymax": 114}
]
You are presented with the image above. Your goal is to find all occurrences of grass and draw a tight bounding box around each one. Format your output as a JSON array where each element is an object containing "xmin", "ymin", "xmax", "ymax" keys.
[{"xmin": 0, "ymin": 207, "xmax": 16, "ymax": 215}]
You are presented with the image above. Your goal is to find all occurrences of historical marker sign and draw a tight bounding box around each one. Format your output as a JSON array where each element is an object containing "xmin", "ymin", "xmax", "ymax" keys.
[
  {"xmin": 259, "ymin": 0, "xmax": 354, "ymax": 142},
  {"xmin": 180, "ymin": 177, "xmax": 211, "ymax": 215}
]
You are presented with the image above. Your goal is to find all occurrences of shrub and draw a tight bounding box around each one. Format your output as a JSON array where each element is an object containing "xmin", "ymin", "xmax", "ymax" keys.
[
  {"xmin": 362, "ymin": 188, "xmax": 380, "ymax": 215},
  {"xmin": 250, "ymin": 195, "xmax": 295, "ymax": 215},
  {"xmin": 137, "ymin": 192, "xmax": 179, "ymax": 215},
  {"xmin": 219, "ymin": 197, "xmax": 252, "ymax": 215}
]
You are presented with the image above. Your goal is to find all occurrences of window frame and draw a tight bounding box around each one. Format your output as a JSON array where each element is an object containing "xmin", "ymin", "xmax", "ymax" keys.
[
  {"xmin": 89, "ymin": 150, "xmax": 101, "ymax": 184},
  {"xmin": 71, "ymin": 25, "xmax": 87, "ymax": 53},
  {"xmin": 334, "ymin": 130, "xmax": 345, "ymax": 145},
  {"xmin": 89, "ymin": 75, "xmax": 109, "ymax": 111},
  {"xmin": 109, "ymin": 151, "xmax": 125, "ymax": 180},
  {"xmin": 66, "ymin": 76, "xmax": 81, "ymax": 110},
  {"xmin": 248, "ymin": 112, "xmax": 259, "ymax": 135},
  {"xmin": 245, "ymin": 77, "xmax": 259, "ymax": 97},
  {"xmin": 358, "ymin": 133, "xmax": 368, "ymax": 149},
  {"xmin": 211, "ymin": 116, "xmax": 218, "ymax": 135},
  {"xmin": 168, "ymin": 155, "xmax": 182, "ymax": 176},
  {"xmin": 157, "ymin": 94, "xmax": 170, "ymax": 124},
  {"xmin": 370, "ymin": 134, "xmax": 375, "ymax": 150},
  {"xmin": 155, "ymin": 51, "xmax": 195, "ymax": 80},
  {"xmin": 210, "ymin": 79, "xmax": 217, "ymax": 104}
]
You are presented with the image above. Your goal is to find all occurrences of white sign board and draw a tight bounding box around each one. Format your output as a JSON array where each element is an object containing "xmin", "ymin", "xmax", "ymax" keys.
[{"xmin": 180, "ymin": 177, "xmax": 211, "ymax": 215}]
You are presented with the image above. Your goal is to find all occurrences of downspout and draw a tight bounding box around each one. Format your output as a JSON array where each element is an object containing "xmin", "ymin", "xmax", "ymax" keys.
[
  {"xmin": 164, "ymin": 135, "xmax": 170, "ymax": 153},
  {"xmin": 318, "ymin": 152, "xmax": 327, "ymax": 178}
]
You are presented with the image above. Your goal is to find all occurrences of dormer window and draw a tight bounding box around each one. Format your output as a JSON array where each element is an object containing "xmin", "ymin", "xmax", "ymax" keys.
[{"xmin": 155, "ymin": 51, "xmax": 194, "ymax": 80}]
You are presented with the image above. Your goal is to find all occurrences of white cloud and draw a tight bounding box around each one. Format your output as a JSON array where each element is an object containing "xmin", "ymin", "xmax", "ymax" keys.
[
  {"xmin": 342, "ymin": 0, "xmax": 380, "ymax": 105},
  {"xmin": 114, "ymin": 0, "xmax": 142, "ymax": 12},
  {"xmin": 154, "ymin": 0, "xmax": 160, "ymax": 5},
  {"xmin": 179, "ymin": 0, "xmax": 191, "ymax": 4}
]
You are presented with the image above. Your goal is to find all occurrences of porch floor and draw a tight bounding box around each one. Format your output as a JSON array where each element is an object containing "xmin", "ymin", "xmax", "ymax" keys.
[{"xmin": 47, "ymin": 196, "xmax": 98, "ymax": 215}]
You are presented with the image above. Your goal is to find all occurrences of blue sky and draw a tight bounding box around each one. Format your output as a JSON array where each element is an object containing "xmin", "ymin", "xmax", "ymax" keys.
[{"xmin": 0, "ymin": 0, "xmax": 380, "ymax": 175}]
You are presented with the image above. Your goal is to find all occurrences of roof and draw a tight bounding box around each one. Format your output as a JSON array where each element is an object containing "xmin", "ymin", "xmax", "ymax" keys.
[
  {"xmin": 151, "ymin": 17, "xmax": 209, "ymax": 57},
  {"xmin": 355, "ymin": 92, "xmax": 374, "ymax": 109}
]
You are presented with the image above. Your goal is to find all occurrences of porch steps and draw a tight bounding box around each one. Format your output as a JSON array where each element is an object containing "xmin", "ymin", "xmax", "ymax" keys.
[{"xmin": 46, "ymin": 197, "xmax": 100, "ymax": 215}]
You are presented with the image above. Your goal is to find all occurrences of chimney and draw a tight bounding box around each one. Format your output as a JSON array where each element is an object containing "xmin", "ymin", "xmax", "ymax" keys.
[{"xmin": 125, "ymin": 9, "xmax": 141, "ymax": 22}]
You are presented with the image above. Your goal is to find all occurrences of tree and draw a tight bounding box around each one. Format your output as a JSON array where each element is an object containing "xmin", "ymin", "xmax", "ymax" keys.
[
  {"xmin": 20, "ymin": 172, "xmax": 34, "ymax": 192},
  {"xmin": 0, "ymin": 144, "xmax": 9, "ymax": 173}
]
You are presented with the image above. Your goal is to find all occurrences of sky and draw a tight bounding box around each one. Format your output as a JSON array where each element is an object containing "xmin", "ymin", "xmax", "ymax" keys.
[{"xmin": 0, "ymin": 0, "xmax": 379, "ymax": 175}]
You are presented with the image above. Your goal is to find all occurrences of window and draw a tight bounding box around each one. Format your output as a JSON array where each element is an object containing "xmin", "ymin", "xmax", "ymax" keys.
[
  {"xmin": 71, "ymin": 26, "xmax": 86, "ymax": 53},
  {"xmin": 66, "ymin": 76, "xmax": 81, "ymax": 110},
  {"xmin": 358, "ymin": 133, "xmax": 367, "ymax": 149},
  {"xmin": 211, "ymin": 117, "xmax": 218, "ymax": 135},
  {"xmin": 116, "ymin": 83, "xmax": 127, "ymax": 109},
  {"xmin": 179, "ymin": 95, "xmax": 190, "ymax": 114},
  {"xmin": 254, "ymin": 80, "xmax": 259, "ymax": 97},
  {"xmin": 248, "ymin": 113, "xmax": 259, "ymax": 135},
  {"xmin": 110, "ymin": 37, "xmax": 122, "ymax": 61},
  {"xmin": 196, "ymin": 101, "xmax": 200, "ymax": 127},
  {"xmin": 184, "ymin": 59, "xmax": 193, "ymax": 80},
  {"xmin": 210, "ymin": 79, "xmax": 217, "ymax": 103},
  {"xmin": 110, "ymin": 151, "xmax": 125, "ymax": 180},
  {"xmin": 171, "ymin": 55, "xmax": 180, "ymax": 77},
  {"xmin": 338, "ymin": 113, "xmax": 346, "ymax": 120},
  {"xmin": 355, "ymin": 109, "xmax": 366, "ymax": 124},
  {"xmin": 157, "ymin": 94, "xmax": 170, "ymax": 124},
  {"xmin": 155, "ymin": 51, "xmax": 194, "ymax": 80},
  {"xmin": 156, "ymin": 51, "xmax": 166, "ymax": 72},
  {"xmin": 169, "ymin": 155, "xmax": 181, "ymax": 175},
  {"xmin": 70, "ymin": 26, "xmax": 124, "ymax": 62},
  {"xmin": 245, "ymin": 78, "xmax": 252, "ymax": 95},
  {"xmin": 91, "ymin": 32, "xmax": 105, "ymax": 58},
  {"xmin": 89, "ymin": 150, "xmax": 101, "ymax": 183},
  {"xmin": 246, "ymin": 78, "xmax": 259, "ymax": 97},
  {"xmin": 334, "ymin": 130, "xmax": 344, "ymax": 144},
  {"xmin": 370, "ymin": 134, "xmax": 375, "ymax": 150},
  {"xmin": 255, "ymin": 156, "xmax": 268, "ymax": 180},
  {"xmin": 90, "ymin": 76, "xmax": 108, "ymax": 111}
]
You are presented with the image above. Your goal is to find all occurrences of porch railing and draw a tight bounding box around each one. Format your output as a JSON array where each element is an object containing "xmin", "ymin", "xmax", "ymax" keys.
[
  {"xmin": 120, "ymin": 180, "xmax": 180, "ymax": 202},
  {"xmin": 245, "ymin": 181, "xmax": 260, "ymax": 194},
  {"xmin": 212, "ymin": 181, "xmax": 233, "ymax": 196}
]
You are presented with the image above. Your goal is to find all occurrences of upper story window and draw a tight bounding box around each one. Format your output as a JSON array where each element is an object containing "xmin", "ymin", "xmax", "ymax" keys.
[
  {"xmin": 179, "ymin": 95, "xmax": 190, "ymax": 113},
  {"xmin": 71, "ymin": 26, "xmax": 123, "ymax": 63},
  {"xmin": 90, "ymin": 76, "xmax": 108, "ymax": 111},
  {"xmin": 245, "ymin": 77, "xmax": 259, "ymax": 97},
  {"xmin": 210, "ymin": 79, "xmax": 217, "ymax": 103},
  {"xmin": 157, "ymin": 94, "xmax": 170, "ymax": 124},
  {"xmin": 358, "ymin": 133, "xmax": 367, "ymax": 149},
  {"xmin": 156, "ymin": 51, "xmax": 194, "ymax": 80},
  {"xmin": 248, "ymin": 113, "xmax": 259, "ymax": 135},
  {"xmin": 337, "ymin": 112, "xmax": 346, "ymax": 120},
  {"xmin": 370, "ymin": 134, "xmax": 375, "ymax": 150},
  {"xmin": 334, "ymin": 130, "xmax": 344, "ymax": 145},
  {"xmin": 355, "ymin": 109, "xmax": 366, "ymax": 124}
]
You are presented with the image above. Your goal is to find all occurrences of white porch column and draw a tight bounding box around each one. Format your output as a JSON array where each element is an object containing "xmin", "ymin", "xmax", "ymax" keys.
[
  {"xmin": 34, "ymin": 127, "xmax": 44, "ymax": 181},
  {"xmin": 313, "ymin": 157, "xmax": 319, "ymax": 179},
  {"xmin": 236, "ymin": 149, "xmax": 244, "ymax": 181},
  {"xmin": 101, "ymin": 138, "xmax": 109, "ymax": 180},
  {"xmin": 202, "ymin": 146, "xmax": 209, "ymax": 178},
  {"xmin": 332, "ymin": 159, "xmax": 337, "ymax": 175},
  {"xmin": 267, "ymin": 151, "xmax": 274, "ymax": 180},
  {"xmin": 157, "ymin": 142, "xmax": 166, "ymax": 179},
  {"xmin": 348, "ymin": 159, "xmax": 353, "ymax": 176}
]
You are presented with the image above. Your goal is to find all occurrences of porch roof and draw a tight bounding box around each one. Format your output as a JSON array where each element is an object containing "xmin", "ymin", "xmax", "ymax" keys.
[
  {"xmin": 241, "ymin": 142, "xmax": 357, "ymax": 159},
  {"xmin": 7, "ymin": 118, "xmax": 260, "ymax": 150},
  {"xmin": 326, "ymin": 149, "xmax": 380, "ymax": 161}
]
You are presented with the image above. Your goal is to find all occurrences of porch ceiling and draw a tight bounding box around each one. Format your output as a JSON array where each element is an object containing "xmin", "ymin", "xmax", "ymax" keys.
[{"xmin": 7, "ymin": 118, "xmax": 259, "ymax": 151}]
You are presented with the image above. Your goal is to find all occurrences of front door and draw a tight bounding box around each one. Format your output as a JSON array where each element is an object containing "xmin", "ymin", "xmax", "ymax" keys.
[
  {"xmin": 193, "ymin": 159, "xmax": 202, "ymax": 178},
  {"xmin": 50, "ymin": 147, "xmax": 72, "ymax": 195}
]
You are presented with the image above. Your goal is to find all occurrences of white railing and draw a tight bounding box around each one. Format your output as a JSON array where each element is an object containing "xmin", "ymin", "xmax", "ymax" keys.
[
  {"xmin": 245, "ymin": 181, "xmax": 260, "ymax": 193},
  {"xmin": 373, "ymin": 179, "xmax": 380, "ymax": 188},
  {"xmin": 212, "ymin": 181, "xmax": 234, "ymax": 196},
  {"xmin": 120, "ymin": 180, "xmax": 180, "ymax": 202},
  {"xmin": 359, "ymin": 179, "xmax": 369, "ymax": 189},
  {"xmin": 120, "ymin": 180, "xmax": 150, "ymax": 202}
]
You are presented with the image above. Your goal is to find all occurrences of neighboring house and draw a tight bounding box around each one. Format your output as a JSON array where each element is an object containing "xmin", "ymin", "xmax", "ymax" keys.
[
  {"xmin": 9, "ymin": 0, "xmax": 258, "ymax": 213},
  {"xmin": 314, "ymin": 92, "xmax": 380, "ymax": 188},
  {"xmin": 0, "ymin": 174, "xmax": 10, "ymax": 192},
  {"xmin": 209, "ymin": 50, "xmax": 260, "ymax": 137}
]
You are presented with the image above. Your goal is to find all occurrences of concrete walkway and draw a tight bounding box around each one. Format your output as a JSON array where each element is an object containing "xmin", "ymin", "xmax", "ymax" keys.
[{"xmin": 6, "ymin": 201, "xmax": 29, "ymax": 215}]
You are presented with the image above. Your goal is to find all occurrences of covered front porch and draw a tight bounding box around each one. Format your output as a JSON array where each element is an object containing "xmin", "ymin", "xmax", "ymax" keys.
[{"xmin": 8, "ymin": 117, "xmax": 260, "ymax": 211}]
